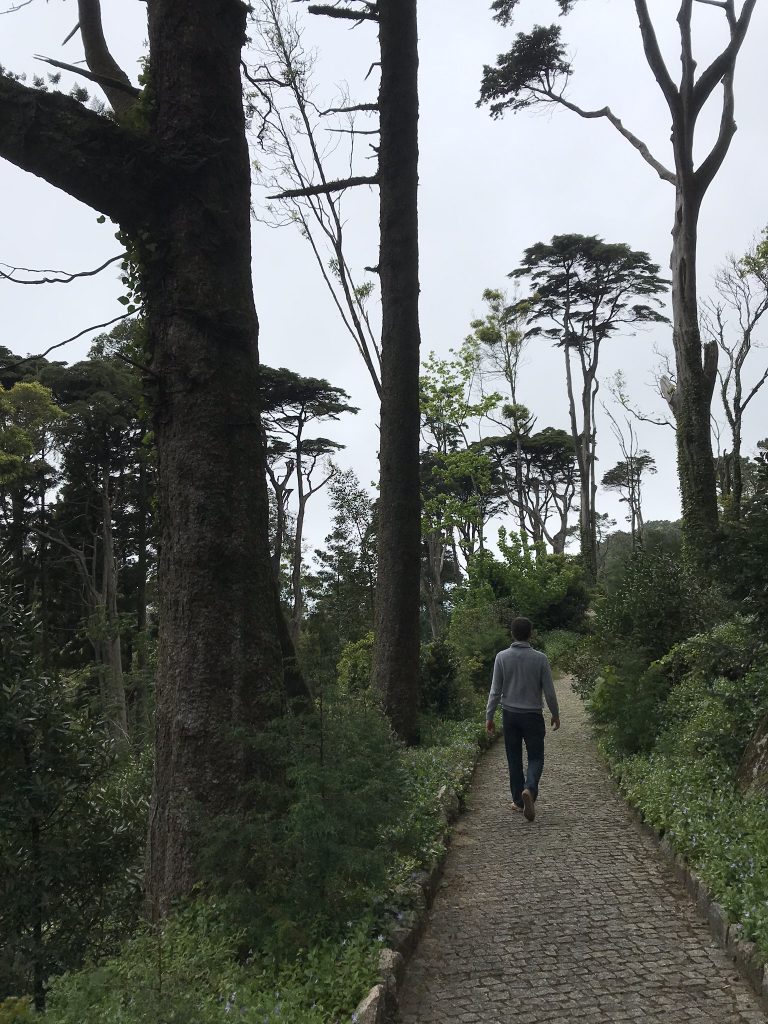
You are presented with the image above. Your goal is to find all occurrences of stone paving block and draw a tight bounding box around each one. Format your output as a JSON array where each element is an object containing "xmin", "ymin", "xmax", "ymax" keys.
[{"xmin": 395, "ymin": 681, "xmax": 768, "ymax": 1023}]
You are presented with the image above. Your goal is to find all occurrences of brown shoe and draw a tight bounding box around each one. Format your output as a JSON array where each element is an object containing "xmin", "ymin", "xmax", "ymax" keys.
[{"xmin": 522, "ymin": 789, "xmax": 535, "ymax": 822}]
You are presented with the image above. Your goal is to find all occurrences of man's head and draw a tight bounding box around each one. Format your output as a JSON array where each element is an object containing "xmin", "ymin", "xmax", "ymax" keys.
[{"xmin": 511, "ymin": 616, "xmax": 532, "ymax": 642}]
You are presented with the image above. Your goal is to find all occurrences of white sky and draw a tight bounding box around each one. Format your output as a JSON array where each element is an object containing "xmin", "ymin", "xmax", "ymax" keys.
[{"xmin": 2, "ymin": 0, "xmax": 767, "ymax": 555}]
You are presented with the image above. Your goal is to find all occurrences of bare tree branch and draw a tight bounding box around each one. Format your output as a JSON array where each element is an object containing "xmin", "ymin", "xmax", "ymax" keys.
[
  {"xmin": 541, "ymin": 88, "xmax": 676, "ymax": 185},
  {"xmin": 694, "ymin": 59, "xmax": 736, "ymax": 195},
  {"xmin": 0, "ymin": 0, "xmax": 35, "ymax": 12},
  {"xmin": 0, "ymin": 254, "xmax": 125, "ymax": 285},
  {"xmin": 0, "ymin": 313, "xmax": 135, "ymax": 370},
  {"xmin": 692, "ymin": 0, "xmax": 757, "ymax": 117},
  {"xmin": 267, "ymin": 173, "xmax": 378, "ymax": 199},
  {"xmin": 307, "ymin": 3, "xmax": 378, "ymax": 22},
  {"xmin": 34, "ymin": 55, "xmax": 141, "ymax": 98},
  {"xmin": 74, "ymin": 0, "xmax": 139, "ymax": 118},
  {"xmin": 320, "ymin": 102, "xmax": 378, "ymax": 115},
  {"xmin": 633, "ymin": 0, "xmax": 680, "ymax": 113}
]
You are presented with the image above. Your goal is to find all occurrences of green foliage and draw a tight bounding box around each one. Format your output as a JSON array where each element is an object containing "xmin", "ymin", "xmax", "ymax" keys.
[
  {"xmin": 594, "ymin": 615, "xmax": 768, "ymax": 955},
  {"xmin": 0, "ymin": 569, "xmax": 148, "ymax": 1003},
  {"xmin": 393, "ymin": 718, "xmax": 489, "ymax": 872},
  {"xmin": 44, "ymin": 707, "xmax": 490, "ymax": 1024},
  {"xmin": 590, "ymin": 657, "xmax": 672, "ymax": 754},
  {"xmin": 448, "ymin": 539, "xmax": 586, "ymax": 692},
  {"xmin": 479, "ymin": 24, "xmax": 572, "ymax": 118},
  {"xmin": 200, "ymin": 692, "xmax": 405, "ymax": 954},
  {"xmin": 593, "ymin": 549, "xmax": 696, "ymax": 664},
  {"xmin": 615, "ymin": 751, "xmax": 768, "ymax": 953},
  {"xmin": 45, "ymin": 903, "xmax": 381, "ymax": 1024},
  {"xmin": 539, "ymin": 628, "xmax": 584, "ymax": 669},
  {"xmin": 718, "ymin": 465, "xmax": 768, "ymax": 631},
  {"xmin": 0, "ymin": 997, "xmax": 34, "ymax": 1024},
  {"xmin": 419, "ymin": 636, "xmax": 475, "ymax": 719},
  {"xmin": 336, "ymin": 632, "xmax": 374, "ymax": 695},
  {"xmin": 598, "ymin": 520, "xmax": 682, "ymax": 594},
  {"xmin": 495, "ymin": 530, "xmax": 588, "ymax": 629},
  {"xmin": 448, "ymin": 581, "xmax": 509, "ymax": 691}
]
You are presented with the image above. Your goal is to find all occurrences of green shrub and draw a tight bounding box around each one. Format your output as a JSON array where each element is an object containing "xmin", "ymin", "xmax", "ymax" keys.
[
  {"xmin": 615, "ymin": 751, "xmax": 768, "ymax": 955},
  {"xmin": 44, "ymin": 706, "xmax": 491, "ymax": 1024},
  {"xmin": 539, "ymin": 629, "xmax": 584, "ymax": 671},
  {"xmin": 45, "ymin": 903, "xmax": 381, "ymax": 1024},
  {"xmin": 594, "ymin": 549, "xmax": 696, "ymax": 663},
  {"xmin": 0, "ymin": 997, "xmax": 33, "ymax": 1023},
  {"xmin": 493, "ymin": 532, "xmax": 589, "ymax": 631},
  {"xmin": 419, "ymin": 636, "xmax": 477, "ymax": 719},
  {"xmin": 200, "ymin": 693, "xmax": 405, "ymax": 953},
  {"xmin": 597, "ymin": 614, "xmax": 768, "ymax": 957},
  {"xmin": 448, "ymin": 581, "xmax": 509, "ymax": 692},
  {"xmin": 336, "ymin": 632, "xmax": 374, "ymax": 694},
  {"xmin": 589, "ymin": 656, "xmax": 672, "ymax": 754},
  {"xmin": 0, "ymin": 572, "xmax": 148, "ymax": 1004}
]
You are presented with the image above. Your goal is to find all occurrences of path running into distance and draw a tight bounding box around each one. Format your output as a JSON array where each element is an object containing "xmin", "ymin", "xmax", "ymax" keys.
[{"xmin": 396, "ymin": 679, "xmax": 767, "ymax": 1024}]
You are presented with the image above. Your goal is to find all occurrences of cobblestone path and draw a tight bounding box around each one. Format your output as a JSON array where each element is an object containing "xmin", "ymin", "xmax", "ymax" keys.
[{"xmin": 397, "ymin": 679, "xmax": 767, "ymax": 1023}]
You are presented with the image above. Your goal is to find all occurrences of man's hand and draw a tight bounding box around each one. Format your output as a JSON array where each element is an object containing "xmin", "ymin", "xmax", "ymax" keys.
[
  {"xmin": 551, "ymin": 716, "xmax": 561, "ymax": 731},
  {"xmin": 486, "ymin": 719, "xmax": 495, "ymax": 735}
]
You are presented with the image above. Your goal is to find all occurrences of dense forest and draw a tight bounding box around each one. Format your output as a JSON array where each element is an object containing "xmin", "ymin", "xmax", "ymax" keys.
[{"xmin": 1, "ymin": 0, "xmax": 767, "ymax": 1021}]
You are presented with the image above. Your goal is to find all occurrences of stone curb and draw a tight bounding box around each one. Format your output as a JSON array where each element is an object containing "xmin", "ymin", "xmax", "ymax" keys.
[
  {"xmin": 351, "ymin": 730, "xmax": 500, "ymax": 1024},
  {"xmin": 624, "ymin": 799, "xmax": 768, "ymax": 1012}
]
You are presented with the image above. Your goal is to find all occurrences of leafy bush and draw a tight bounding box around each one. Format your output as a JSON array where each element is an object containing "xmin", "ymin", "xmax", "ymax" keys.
[
  {"xmin": 44, "ymin": 708, "xmax": 490, "ymax": 1024},
  {"xmin": 0, "ymin": 997, "xmax": 33, "ymax": 1024},
  {"xmin": 0, "ymin": 571, "xmax": 148, "ymax": 1005},
  {"xmin": 590, "ymin": 656, "xmax": 672, "ymax": 754},
  {"xmin": 447, "ymin": 581, "xmax": 509, "ymax": 691},
  {"xmin": 615, "ymin": 752, "xmax": 768, "ymax": 954},
  {"xmin": 201, "ymin": 693, "xmax": 405, "ymax": 953},
  {"xmin": 336, "ymin": 632, "xmax": 374, "ymax": 694},
  {"xmin": 539, "ymin": 628, "xmax": 584, "ymax": 670},
  {"xmin": 718, "ymin": 462, "xmax": 768, "ymax": 631},
  {"xmin": 419, "ymin": 636, "xmax": 476, "ymax": 719},
  {"xmin": 593, "ymin": 549, "xmax": 696, "ymax": 664},
  {"xmin": 493, "ymin": 532, "xmax": 589, "ymax": 631},
  {"xmin": 598, "ymin": 616, "xmax": 768, "ymax": 956},
  {"xmin": 45, "ymin": 904, "xmax": 381, "ymax": 1024}
]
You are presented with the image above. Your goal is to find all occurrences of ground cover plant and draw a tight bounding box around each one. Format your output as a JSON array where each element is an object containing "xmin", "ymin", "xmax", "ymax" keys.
[
  {"xmin": 39, "ymin": 692, "xmax": 489, "ymax": 1024},
  {"xmin": 582, "ymin": 530, "xmax": 768, "ymax": 958}
]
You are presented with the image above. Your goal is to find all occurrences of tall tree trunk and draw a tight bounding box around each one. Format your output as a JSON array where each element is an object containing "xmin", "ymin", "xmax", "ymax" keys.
[
  {"xmin": 291, "ymin": 494, "xmax": 306, "ymax": 642},
  {"xmin": 132, "ymin": 440, "xmax": 151, "ymax": 741},
  {"xmin": 100, "ymin": 462, "xmax": 129, "ymax": 750},
  {"xmin": 373, "ymin": 0, "xmax": 421, "ymax": 745},
  {"xmin": 669, "ymin": 185, "xmax": 719, "ymax": 556},
  {"xmin": 0, "ymin": 0, "xmax": 300, "ymax": 919},
  {"xmin": 731, "ymin": 429, "xmax": 743, "ymax": 520},
  {"xmin": 145, "ymin": 0, "xmax": 285, "ymax": 915}
]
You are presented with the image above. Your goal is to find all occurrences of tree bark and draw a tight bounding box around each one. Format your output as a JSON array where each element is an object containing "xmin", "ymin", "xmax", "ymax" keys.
[
  {"xmin": 100, "ymin": 461, "xmax": 129, "ymax": 750},
  {"xmin": 372, "ymin": 0, "xmax": 421, "ymax": 744},
  {"xmin": 669, "ymin": 182, "xmax": 719, "ymax": 555},
  {"xmin": 1, "ymin": 0, "xmax": 305, "ymax": 916},
  {"xmin": 144, "ymin": 0, "xmax": 286, "ymax": 914}
]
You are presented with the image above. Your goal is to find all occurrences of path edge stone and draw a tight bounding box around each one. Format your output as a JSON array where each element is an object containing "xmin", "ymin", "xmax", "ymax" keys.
[
  {"xmin": 623, "ymin": 797, "xmax": 768, "ymax": 1012},
  {"xmin": 351, "ymin": 731, "xmax": 501, "ymax": 1024}
]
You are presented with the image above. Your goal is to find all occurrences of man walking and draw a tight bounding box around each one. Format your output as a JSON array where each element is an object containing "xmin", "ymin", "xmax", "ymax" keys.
[{"xmin": 486, "ymin": 617, "xmax": 560, "ymax": 821}]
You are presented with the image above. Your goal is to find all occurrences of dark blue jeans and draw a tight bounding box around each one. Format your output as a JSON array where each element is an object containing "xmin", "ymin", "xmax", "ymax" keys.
[{"xmin": 502, "ymin": 709, "xmax": 546, "ymax": 806}]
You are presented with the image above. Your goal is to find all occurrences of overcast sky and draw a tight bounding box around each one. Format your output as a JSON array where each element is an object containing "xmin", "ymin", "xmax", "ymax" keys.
[{"xmin": 2, "ymin": 0, "xmax": 767, "ymax": 555}]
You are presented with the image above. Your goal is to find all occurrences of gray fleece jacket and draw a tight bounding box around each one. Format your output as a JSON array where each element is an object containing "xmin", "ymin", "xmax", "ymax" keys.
[{"xmin": 486, "ymin": 641, "xmax": 560, "ymax": 721}]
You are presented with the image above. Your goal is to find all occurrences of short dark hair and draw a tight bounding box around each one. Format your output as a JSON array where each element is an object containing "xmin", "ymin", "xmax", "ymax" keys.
[{"xmin": 511, "ymin": 617, "xmax": 532, "ymax": 641}]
